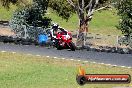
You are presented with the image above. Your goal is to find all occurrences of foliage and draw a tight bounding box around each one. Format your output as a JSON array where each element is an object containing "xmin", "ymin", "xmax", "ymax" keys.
[
  {"xmin": 48, "ymin": 0, "xmax": 112, "ymax": 20},
  {"xmin": 45, "ymin": 9, "xmax": 121, "ymax": 35},
  {"xmin": 1, "ymin": 0, "xmax": 113, "ymax": 21},
  {"xmin": 9, "ymin": 7, "xmax": 28, "ymax": 37},
  {"xmin": 0, "ymin": 0, "xmax": 29, "ymax": 8},
  {"xmin": 116, "ymin": 0, "xmax": 132, "ymax": 48},
  {"xmin": 9, "ymin": 0, "xmax": 51, "ymax": 39},
  {"xmin": 26, "ymin": 0, "xmax": 51, "ymax": 28},
  {"xmin": 49, "ymin": 0, "xmax": 75, "ymax": 20},
  {"xmin": 116, "ymin": 0, "xmax": 132, "ymax": 35}
]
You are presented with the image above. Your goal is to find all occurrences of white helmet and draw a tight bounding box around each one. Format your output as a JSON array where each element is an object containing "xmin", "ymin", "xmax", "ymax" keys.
[{"xmin": 52, "ymin": 23, "xmax": 59, "ymax": 30}]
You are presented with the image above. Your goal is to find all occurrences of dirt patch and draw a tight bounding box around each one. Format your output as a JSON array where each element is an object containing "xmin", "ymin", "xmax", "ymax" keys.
[{"xmin": 0, "ymin": 27, "xmax": 15, "ymax": 36}]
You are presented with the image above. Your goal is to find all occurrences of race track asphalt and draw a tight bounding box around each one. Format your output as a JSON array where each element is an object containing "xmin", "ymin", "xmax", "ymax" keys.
[{"xmin": 0, "ymin": 43, "xmax": 132, "ymax": 67}]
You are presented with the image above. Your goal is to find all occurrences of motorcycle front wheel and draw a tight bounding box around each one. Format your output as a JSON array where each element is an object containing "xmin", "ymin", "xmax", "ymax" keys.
[
  {"xmin": 69, "ymin": 42, "xmax": 76, "ymax": 51},
  {"xmin": 57, "ymin": 45, "xmax": 63, "ymax": 50}
]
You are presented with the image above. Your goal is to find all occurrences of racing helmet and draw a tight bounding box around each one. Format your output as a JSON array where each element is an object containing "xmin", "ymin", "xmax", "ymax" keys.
[{"xmin": 52, "ymin": 23, "xmax": 59, "ymax": 31}]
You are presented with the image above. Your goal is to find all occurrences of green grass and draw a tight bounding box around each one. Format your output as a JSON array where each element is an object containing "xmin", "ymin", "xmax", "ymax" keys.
[
  {"xmin": 0, "ymin": 5, "xmax": 17, "ymax": 21},
  {"xmin": 0, "ymin": 4, "xmax": 122, "ymax": 35},
  {"xmin": 89, "ymin": 9, "xmax": 121, "ymax": 35},
  {"xmin": 0, "ymin": 52, "xmax": 131, "ymax": 88},
  {"xmin": 46, "ymin": 9, "xmax": 122, "ymax": 35}
]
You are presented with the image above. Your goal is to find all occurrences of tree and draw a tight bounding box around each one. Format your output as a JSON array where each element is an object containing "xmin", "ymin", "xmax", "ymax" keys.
[
  {"xmin": 1, "ymin": 0, "xmax": 111, "ymax": 46},
  {"xmin": 0, "ymin": 0, "xmax": 29, "ymax": 8},
  {"xmin": 116, "ymin": 0, "xmax": 132, "ymax": 48},
  {"xmin": 67, "ymin": 0, "xmax": 100, "ymax": 46},
  {"xmin": 9, "ymin": 0, "xmax": 51, "ymax": 39},
  {"xmin": 49, "ymin": 0, "xmax": 111, "ymax": 46}
]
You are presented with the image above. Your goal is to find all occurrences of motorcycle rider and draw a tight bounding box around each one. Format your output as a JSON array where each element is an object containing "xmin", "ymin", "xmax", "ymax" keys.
[
  {"xmin": 51, "ymin": 23, "xmax": 70, "ymax": 38},
  {"xmin": 48, "ymin": 23, "xmax": 59, "ymax": 47},
  {"xmin": 48, "ymin": 23, "xmax": 75, "ymax": 50},
  {"xmin": 50, "ymin": 23, "xmax": 59, "ymax": 39},
  {"xmin": 49, "ymin": 23, "xmax": 72, "ymax": 45}
]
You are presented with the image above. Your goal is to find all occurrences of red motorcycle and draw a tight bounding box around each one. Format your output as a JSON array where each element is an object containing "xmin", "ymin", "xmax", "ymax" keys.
[{"xmin": 55, "ymin": 28, "xmax": 76, "ymax": 51}]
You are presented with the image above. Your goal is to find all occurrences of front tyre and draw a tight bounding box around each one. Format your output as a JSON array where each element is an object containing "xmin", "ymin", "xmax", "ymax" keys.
[
  {"xmin": 57, "ymin": 45, "xmax": 62, "ymax": 50},
  {"xmin": 56, "ymin": 40, "xmax": 63, "ymax": 50},
  {"xmin": 69, "ymin": 42, "xmax": 76, "ymax": 51}
]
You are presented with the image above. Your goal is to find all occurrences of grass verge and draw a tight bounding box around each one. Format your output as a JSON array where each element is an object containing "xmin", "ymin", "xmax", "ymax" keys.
[{"xmin": 0, "ymin": 52, "xmax": 131, "ymax": 88}]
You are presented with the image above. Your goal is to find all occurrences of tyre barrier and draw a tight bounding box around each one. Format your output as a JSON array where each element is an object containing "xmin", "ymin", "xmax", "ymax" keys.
[
  {"xmin": 20, "ymin": 38, "xmax": 33, "ymax": 45},
  {"xmin": 0, "ymin": 21, "xmax": 9, "ymax": 26},
  {"xmin": 84, "ymin": 46, "xmax": 132, "ymax": 54},
  {"xmin": 0, "ymin": 36, "xmax": 14, "ymax": 43},
  {"xmin": 0, "ymin": 35, "xmax": 39, "ymax": 45},
  {"xmin": 0, "ymin": 35, "xmax": 132, "ymax": 54}
]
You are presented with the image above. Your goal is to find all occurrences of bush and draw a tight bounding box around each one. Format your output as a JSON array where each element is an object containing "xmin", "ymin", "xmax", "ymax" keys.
[
  {"xmin": 9, "ymin": 0, "xmax": 51, "ymax": 39},
  {"xmin": 116, "ymin": 0, "xmax": 132, "ymax": 48}
]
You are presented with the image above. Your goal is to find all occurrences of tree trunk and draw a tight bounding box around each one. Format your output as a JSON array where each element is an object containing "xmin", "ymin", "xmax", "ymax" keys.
[{"xmin": 76, "ymin": 18, "xmax": 89, "ymax": 47}]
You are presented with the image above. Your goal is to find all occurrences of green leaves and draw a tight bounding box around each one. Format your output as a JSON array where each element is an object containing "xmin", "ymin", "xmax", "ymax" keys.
[
  {"xmin": 116, "ymin": 0, "xmax": 132, "ymax": 34},
  {"xmin": 9, "ymin": 0, "xmax": 51, "ymax": 39},
  {"xmin": 116, "ymin": 0, "xmax": 132, "ymax": 48},
  {"xmin": 49, "ymin": 0, "xmax": 75, "ymax": 20},
  {"xmin": 0, "ymin": 0, "xmax": 29, "ymax": 9}
]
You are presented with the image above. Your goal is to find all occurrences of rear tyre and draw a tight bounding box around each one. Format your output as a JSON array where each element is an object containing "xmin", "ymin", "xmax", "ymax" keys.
[{"xmin": 54, "ymin": 40, "xmax": 62, "ymax": 50}]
